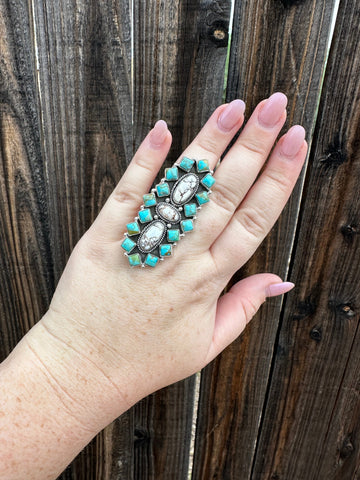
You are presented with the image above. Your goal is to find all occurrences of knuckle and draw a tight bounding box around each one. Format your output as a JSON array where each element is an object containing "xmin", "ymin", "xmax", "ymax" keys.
[
  {"xmin": 237, "ymin": 205, "xmax": 268, "ymax": 239},
  {"xmin": 264, "ymin": 168, "xmax": 293, "ymax": 194},
  {"xmin": 240, "ymin": 138, "xmax": 267, "ymax": 157},
  {"xmin": 195, "ymin": 133, "xmax": 219, "ymax": 160},
  {"xmin": 111, "ymin": 187, "xmax": 141, "ymax": 207},
  {"xmin": 132, "ymin": 154, "xmax": 156, "ymax": 174},
  {"xmin": 210, "ymin": 182, "xmax": 241, "ymax": 216}
]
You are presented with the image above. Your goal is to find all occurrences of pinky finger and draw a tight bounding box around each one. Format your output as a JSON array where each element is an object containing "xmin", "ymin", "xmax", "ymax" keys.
[{"xmin": 89, "ymin": 120, "xmax": 172, "ymax": 242}]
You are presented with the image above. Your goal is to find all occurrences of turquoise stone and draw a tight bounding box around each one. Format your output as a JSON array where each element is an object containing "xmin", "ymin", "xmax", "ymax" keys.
[
  {"xmin": 179, "ymin": 157, "xmax": 195, "ymax": 172},
  {"xmin": 138, "ymin": 208, "xmax": 153, "ymax": 223},
  {"xmin": 184, "ymin": 203, "xmax": 197, "ymax": 217},
  {"xmin": 128, "ymin": 253, "xmax": 142, "ymax": 266},
  {"xmin": 167, "ymin": 229, "xmax": 180, "ymax": 242},
  {"xmin": 127, "ymin": 221, "xmax": 140, "ymax": 236},
  {"xmin": 201, "ymin": 173, "xmax": 216, "ymax": 189},
  {"xmin": 181, "ymin": 219, "xmax": 193, "ymax": 232},
  {"xmin": 145, "ymin": 253, "xmax": 159, "ymax": 267},
  {"xmin": 196, "ymin": 191, "xmax": 209, "ymax": 205},
  {"xmin": 121, "ymin": 237, "xmax": 136, "ymax": 253},
  {"xmin": 159, "ymin": 244, "xmax": 172, "ymax": 257},
  {"xmin": 143, "ymin": 193, "xmax": 157, "ymax": 207},
  {"xmin": 156, "ymin": 182, "xmax": 170, "ymax": 197},
  {"xmin": 165, "ymin": 167, "xmax": 179, "ymax": 181},
  {"xmin": 197, "ymin": 159, "xmax": 210, "ymax": 172}
]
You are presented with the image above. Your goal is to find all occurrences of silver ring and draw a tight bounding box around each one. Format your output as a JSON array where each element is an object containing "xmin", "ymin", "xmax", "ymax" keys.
[{"xmin": 121, "ymin": 157, "xmax": 215, "ymax": 267}]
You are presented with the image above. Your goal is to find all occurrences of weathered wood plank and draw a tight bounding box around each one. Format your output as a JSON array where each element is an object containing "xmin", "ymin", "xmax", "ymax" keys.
[
  {"xmin": 0, "ymin": 1, "xmax": 52, "ymax": 356},
  {"xmin": 251, "ymin": 0, "xmax": 360, "ymax": 477},
  {"xmin": 29, "ymin": 1, "xmax": 134, "ymax": 478},
  {"xmin": 192, "ymin": 1, "xmax": 339, "ymax": 478},
  {"xmin": 132, "ymin": 0, "xmax": 231, "ymax": 478}
]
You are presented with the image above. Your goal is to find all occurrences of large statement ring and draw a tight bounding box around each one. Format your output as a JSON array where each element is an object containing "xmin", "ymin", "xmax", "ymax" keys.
[{"xmin": 121, "ymin": 157, "xmax": 216, "ymax": 267}]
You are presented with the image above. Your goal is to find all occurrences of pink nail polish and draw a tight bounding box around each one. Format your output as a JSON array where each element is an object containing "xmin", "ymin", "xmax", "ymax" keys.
[
  {"xmin": 149, "ymin": 120, "xmax": 168, "ymax": 147},
  {"xmin": 266, "ymin": 282, "xmax": 295, "ymax": 298},
  {"xmin": 258, "ymin": 92, "xmax": 287, "ymax": 128},
  {"xmin": 218, "ymin": 99, "xmax": 246, "ymax": 131},
  {"xmin": 281, "ymin": 125, "xmax": 306, "ymax": 157}
]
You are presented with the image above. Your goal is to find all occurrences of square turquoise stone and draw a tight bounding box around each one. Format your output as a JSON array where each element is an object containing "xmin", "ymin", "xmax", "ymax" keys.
[
  {"xmin": 159, "ymin": 244, "xmax": 172, "ymax": 257},
  {"xmin": 121, "ymin": 237, "xmax": 136, "ymax": 253},
  {"xmin": 181, "ymin": 219, "xmax": 193, "ymax": 233},
  {"xmin": 201, "ymin": 173, "xmax": 216, "ymax": 189},
  {"xmin": 143, "ymin": 193, "xmax": 157, "ymax": 207},
  {"xmin": 156, "ymin": 182, "xmax": 170, "ymax": 197},
  {"xmin": 145, "ymin": 253, "xmax": 159, "ymax": 267},
  {"xmin": 179, "ymin": 157, "xmax": 195, "ymax": 172},
  {"xmin": 184, "ymin": 203, "xmax": 197, "ymax": 217},
  {"xmin": 165, "ymin": 167, "xmax": 179, "ymax": 181},
  {"xmin": 138, "ymin": 208, "xmax": 153, "ymax": 223},
  {"xmin": 127, "ymin": 221, "xmax": 140, "ymax": 236},
  {"xmin": 167, "ymin": 229, "xmax": 180, "ymax": 242},
  {"xmin": 128, "ymin": 253, "xmax": 142, "ymax": 267},
  {"xmin": 196, "ymin": 191, "xmax": 210, "ymax": 205},
  {"xmin": 197, "ymin": 159, "xmax": 210, "ymax": 172}
]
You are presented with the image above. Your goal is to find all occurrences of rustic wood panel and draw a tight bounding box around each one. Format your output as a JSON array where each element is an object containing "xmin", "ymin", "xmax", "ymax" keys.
[
  {"xmin": 0, "ymin": 1, "xmax": 52, "ymax": 356},
  {"xmin": 132, "ymin": 1, "xmax": 232, "ymax": 478},
  {"xmin": 251, "ymin": 0, "xmax": 360, "ymax": 477},
  {"xmin": 192, "ymin": 1, "xmax": 339, "ymax": 478},
  {"xmin": 27, "ymin": 0, "xmax": 134, "ymax": 478}
]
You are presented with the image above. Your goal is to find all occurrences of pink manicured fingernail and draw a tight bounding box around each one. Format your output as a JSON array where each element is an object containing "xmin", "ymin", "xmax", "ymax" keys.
[
  {"xmin": 266, "ymin": 282, "xmax": 295, "ymax": 298},
  {"xmin": 281, "ymin": 125, "xmax": 306, "ymax": 157},
  {"xmin": 218, "ymin": 99, "xmax": 246, "ymax": 131},
  {"xmin": 258, "ymin": 92, "xmax": 288, "ymax": 128},
  {"xmin": 149, "ymin": 120, "xmax": 168, "ymax": 147}
]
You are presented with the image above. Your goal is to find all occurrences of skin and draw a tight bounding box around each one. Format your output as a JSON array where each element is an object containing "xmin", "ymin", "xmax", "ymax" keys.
[{"xmin": 0, "ymin": 93, "xmax": 307, "ymax": 479}]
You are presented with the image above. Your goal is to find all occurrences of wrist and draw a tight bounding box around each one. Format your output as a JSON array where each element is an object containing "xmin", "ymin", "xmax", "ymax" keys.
[{"xmin": 24, "ymin": 311, "xmax": 137, "ymax": 432}]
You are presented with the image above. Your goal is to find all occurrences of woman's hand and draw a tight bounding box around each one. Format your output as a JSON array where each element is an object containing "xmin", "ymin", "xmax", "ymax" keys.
[{"xmin": 26, "ymin": 92, "xmax": 307, "ymax": 431}]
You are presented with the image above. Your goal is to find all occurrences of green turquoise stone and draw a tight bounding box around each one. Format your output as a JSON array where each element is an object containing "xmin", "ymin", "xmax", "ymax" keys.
[
  {"xmin": 179, "ymin": 157, "xmax": 195, "ymax": 172},
  {"xmin": 167, "ymin": 229, "xmax": 180, "ymax": 242},
  {"xmin": 159, "ymin": 244, "xmax": 172, "ymax": 257},
  {"xmin": 196, "ymin": 191, "xmax": 209, "ymax": 205},
  {"xmin": 138, "ymin": 208, "xmax": 153, "ymax": 223},
  {"xmin": 145, "ymin": 253, "xmax": 159, "ymax": 267},
  {"xmin": 181, "ymin": 219, "xmax": 193, "ymax": 232},
  {"xmin": 143, "ymin": 193, "xmax": 157, "ymax": 207},
  {"xmin": 127, "ymin": 221, "xmax": 140, "ymax": 236},
  {"xmin": 197, "ymin": 159, "xmax": 210, "ymax": 172},
  {"xmin": 121, "ymin": 237, "xmax": 136, "ymax": 253},
  {"xmin": 201, "ymin": 173, "xmax": 215, "ymax": 189},
  {"xmin": 128, "ymin": 253, "xmax": 142, "ymax": 266},
  {"xmin": 184, "ymin": 203, "xmax": 197, "ymax": 217},
  {"xmin": 156, "ymin": 182, "xmax": 170, "ymax": 197},
  {"xmin": 165, "ymin": 167, "xmax": 179, "ymax": 181}
]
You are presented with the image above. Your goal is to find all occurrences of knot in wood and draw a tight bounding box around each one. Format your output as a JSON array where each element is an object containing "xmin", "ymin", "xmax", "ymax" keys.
[
  {"xmin": 309, "ymin": 326, "xmax": 322, "ymax": 343},
  {"xmin": 208, "ymin": 20, "xmax": 228, "ymax": 48},
  {"xmin": 134, "ymin": 427, "xmax": 150, "ymax": 446},
  {"xmin": 337, "ymin": 303, "xmax": 356, "ymax": 317},
  {"xmin": 341, "ymin": 224, "xmax": 358, "ymax": 240},
  {"xmin": 340, "ymin": 436, "xmax": 354, "ymax": 459}
]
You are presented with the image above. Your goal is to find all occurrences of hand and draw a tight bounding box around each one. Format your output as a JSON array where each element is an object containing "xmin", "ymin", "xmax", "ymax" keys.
[{"xmin": 26, "ymin": 92, "xmax": 307, "ymax": 432}]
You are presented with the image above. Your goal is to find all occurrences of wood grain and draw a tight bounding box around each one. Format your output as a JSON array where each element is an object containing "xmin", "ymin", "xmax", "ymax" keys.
[
  {"xmin": 192, "ymin": 1, "xmax": 339, "ymax": 478},
  {"xmin": 29, "ymin": 0, "xmax": 134, "ymax": 478},
  {"xmin": 251, "ymin": 0, "xmax": 360, "ymax": 477},
  {"xmin": 132, "ymin": 1, "xmax": 232, "ymax": 478}
]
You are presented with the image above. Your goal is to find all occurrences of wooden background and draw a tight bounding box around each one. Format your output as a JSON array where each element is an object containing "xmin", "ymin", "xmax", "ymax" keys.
[{"xmin": 1, "ymin": 0, "xmax": 359, "ymax": 478}]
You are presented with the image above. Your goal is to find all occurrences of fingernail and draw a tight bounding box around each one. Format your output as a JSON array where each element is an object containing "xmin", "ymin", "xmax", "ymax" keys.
[
  {"xmin": 281, "ymin": 125, "xmax": 306, "ymax": 157},
  {"xmin": 149, "ymin": 120, "xmax": 168, "ymax": 147},
  {"xmin": 218, "ymin": 99, "xmax": 246, "ymax": 132},
  {"xmin": 258, "ymin": 92, "xmax": 287, "ymax": 128},
  {"xmin": 266, "ymin": 282, "xmax": 295, "ymax": 298}
]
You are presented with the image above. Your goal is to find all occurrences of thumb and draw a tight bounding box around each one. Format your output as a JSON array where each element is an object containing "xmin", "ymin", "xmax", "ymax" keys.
[{"xmin": 204, "ymin": 273, "xmax": 294, "ymax": 364}]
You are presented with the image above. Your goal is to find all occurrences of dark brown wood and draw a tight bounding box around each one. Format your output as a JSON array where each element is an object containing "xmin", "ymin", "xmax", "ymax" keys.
[
  {"xmin": 132, "ymin": 1, "xmax": 232, "ymax": 478},
  {"xmin": 251, "ymin": 0, "xmax": 360, "ymax": 477},
  {"xmin": 192, "ymin": 1, "xmax": 339, "ymax": 478}
]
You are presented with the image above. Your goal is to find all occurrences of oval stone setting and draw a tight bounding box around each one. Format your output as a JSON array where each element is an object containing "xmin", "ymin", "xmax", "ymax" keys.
[
  {"xmin": 137, "ymin": 220, "xmax": 166, "ymax": 253},
  {"xmin": 171, "ymin": 173, "xmax": 199, "ymax": 206},
  {"xmin": 156, "ymin": 202, "xmax": 181, "ymax": 224}
]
